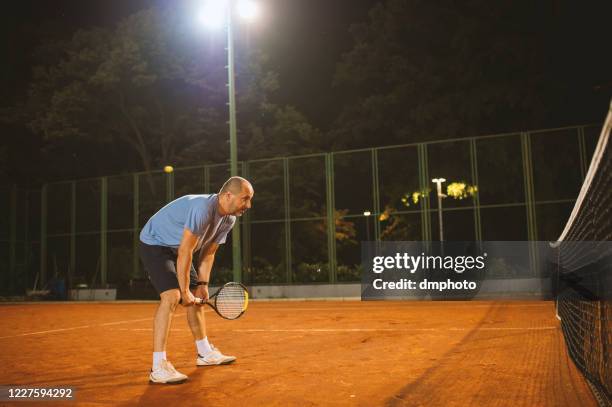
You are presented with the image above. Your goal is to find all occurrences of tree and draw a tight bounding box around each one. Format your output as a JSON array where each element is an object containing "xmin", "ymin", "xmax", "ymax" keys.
[
  {"xmin": 6, "ymin": 4, "xmax": 325, "ymax": 189},
  {"xmin": 331, "ymin": 0, "xmax": 566, "ymax": 150},
  {"xmin": 24, "ymin": 8, "xmax": 231, "ymax": 184}
]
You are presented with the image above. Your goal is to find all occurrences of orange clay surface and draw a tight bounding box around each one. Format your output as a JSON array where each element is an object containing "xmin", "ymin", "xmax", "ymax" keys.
[{"xmin": 0, "ymin": 301, "xmax": 597, "ymax": 407}]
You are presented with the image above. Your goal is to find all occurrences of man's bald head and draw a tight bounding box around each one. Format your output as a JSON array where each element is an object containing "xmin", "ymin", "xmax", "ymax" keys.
[
  {"xmin": 219, "ymin": 176, "xmax": 252, "ymax": 195},
  {"xmin": 218, "ymin": 177, "xmax": 254, "ymax": 216}
]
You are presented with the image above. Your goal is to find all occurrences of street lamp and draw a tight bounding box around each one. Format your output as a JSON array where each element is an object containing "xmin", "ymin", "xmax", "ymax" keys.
[
  {"xmin": 198, "ymin": 0, "xmax": 260, "ymax": 282},
  {"xmin": 237, "ymin": 0, "xmax": 260, "ymax": 20},
  {"xmin": 363, "ymin": 211, "xmax": 371, "ymax": 241},
  {"xmin": 431, "ymin": 178, "xmax": 447, "ymax": 241},
  {"xmin": 197, "ymin": 0, "xmax": 228, "ymax": 29}
]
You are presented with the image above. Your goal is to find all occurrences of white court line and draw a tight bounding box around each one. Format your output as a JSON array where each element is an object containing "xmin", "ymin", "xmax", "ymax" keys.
[
  {"xmin": 111, "ymin": 328, "xmax": 190, "ymax": 332},
  {"xmin": 0, "ymin": 303, "xmax": 552, "ymax": 339},
  {"xmin": 0, "ymin": 324, "xmax": 93, "ymax": 339},
  {"xmin": 0, "ymin": 308, "xmax": 215, "ymax": 340},
  {"xmin": 253, "ymin": 304, "xmax": 552, "ymax": 312},
  {"xmin": 1, "ymin": 324, "xmax": 555, "ymax": 339},
  {"xmin": 99, "ymin": 317, "xmax": 153, "ymax": 326},
  {"xmin": 95, "ymin": 326, "xmax": 558, "ymax": 333},
  {"xmin": 232, "ymin": 326, "xmax": 556, "ymax": 333},
  {"xmin": 0, "ymin": 316, "xmax": 168, "ymax": 340}
]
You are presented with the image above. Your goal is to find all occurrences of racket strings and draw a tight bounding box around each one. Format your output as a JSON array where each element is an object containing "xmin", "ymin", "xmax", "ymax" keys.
[{"xmin": 215, "ymin": 284, "xmax": 248, "ymax": 319}]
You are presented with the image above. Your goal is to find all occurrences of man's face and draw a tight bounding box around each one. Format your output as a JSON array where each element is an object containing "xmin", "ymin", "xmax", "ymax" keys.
[{"xmin": 225, "ymin": 185, "xmax": 254, "ymax": 216}]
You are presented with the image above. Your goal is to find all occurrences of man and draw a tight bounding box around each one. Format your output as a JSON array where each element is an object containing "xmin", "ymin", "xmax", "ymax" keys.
[{"xmin": 139, "ymin": 176, "xmax": 254, "ymax": 384}]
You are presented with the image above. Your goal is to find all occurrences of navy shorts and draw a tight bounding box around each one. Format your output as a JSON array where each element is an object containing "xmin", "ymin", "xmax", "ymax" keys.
[{"xmin": 139, "ymin": 241, "xmax": 198, "ymax": 295}]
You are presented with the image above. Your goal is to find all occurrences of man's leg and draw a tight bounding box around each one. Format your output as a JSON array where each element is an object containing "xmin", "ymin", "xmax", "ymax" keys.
[
  {"xmin": 154, "ymin": 289, "xmax": 181, "ymax": 352},
  {"xmin": 148, "ymin": 288, "xmax": 188, "ymax": 384},
  {"xmin": 139, "ymin": 242, "xmax": 188, "ymax": 384},
  {"xmin": 189, "ymin": 289, "xmax": 236, "ymax": 366},
  {"xmin": 187, "ymin": 291, "xmax": 214, "ymax": 357},
  {"xmin": 186, "ymin": 299, "xmax": 207, "ymax": 340}
]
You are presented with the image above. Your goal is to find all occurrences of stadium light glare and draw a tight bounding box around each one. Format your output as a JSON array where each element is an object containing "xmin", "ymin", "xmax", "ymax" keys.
[
  {"xmin": 198, "ymin": 0, "xmax": 229, "ymax": 29},
  {"xmin": 237, "ymin": 0, "xmax": 260, "ymax": 21}
]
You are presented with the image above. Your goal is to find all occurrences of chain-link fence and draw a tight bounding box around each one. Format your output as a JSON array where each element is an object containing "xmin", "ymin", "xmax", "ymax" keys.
[{"xmin": 0, "ymin": 124, "xmax": 600, "ymax": 297}]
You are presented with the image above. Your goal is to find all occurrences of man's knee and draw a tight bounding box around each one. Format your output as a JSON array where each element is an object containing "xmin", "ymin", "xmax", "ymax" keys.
[{"xmin": 160, "ymin": 289, "xmax": 181, "ymax": 311}]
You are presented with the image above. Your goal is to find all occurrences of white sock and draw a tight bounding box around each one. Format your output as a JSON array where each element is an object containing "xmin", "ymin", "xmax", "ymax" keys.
[
  {"xmin": 152, "ymin": 351, "xmax": 166, "ymax": 370},
  {"xmin": 196, "ymin": 337, "xmax": 212, "ymax": 356}
]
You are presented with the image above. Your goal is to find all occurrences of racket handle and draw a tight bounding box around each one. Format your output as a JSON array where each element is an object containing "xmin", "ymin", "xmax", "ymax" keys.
[{"xmin": 194, "ymin": 297, "xmax": 207, "ymax": 305}]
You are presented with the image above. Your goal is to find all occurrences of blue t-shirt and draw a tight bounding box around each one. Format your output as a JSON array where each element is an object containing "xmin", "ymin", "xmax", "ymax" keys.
[{"xmin": 140, "ymin": 194, "xmax": 236, "ymax": 249}]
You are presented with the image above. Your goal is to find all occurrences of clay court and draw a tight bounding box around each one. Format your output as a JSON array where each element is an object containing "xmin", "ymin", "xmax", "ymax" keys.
[{"xmin": 0, "ymin": 300, "xmax": 597, "ymax": 406}]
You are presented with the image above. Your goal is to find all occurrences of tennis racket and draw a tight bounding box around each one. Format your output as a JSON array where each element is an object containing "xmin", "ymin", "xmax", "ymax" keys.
[{"xmin": 195, "ymin": 282, "xmax": 249, "ymax": 320}]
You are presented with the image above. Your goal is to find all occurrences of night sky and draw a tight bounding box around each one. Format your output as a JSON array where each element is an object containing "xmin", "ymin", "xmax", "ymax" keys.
[{"xmin": 1, "ymin": 0, "xmax": 611, "ymax": 185}]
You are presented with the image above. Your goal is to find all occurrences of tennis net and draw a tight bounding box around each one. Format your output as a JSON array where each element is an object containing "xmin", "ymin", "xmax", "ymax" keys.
[{"xmin": 551, "ymin": 101, "xmax": 612, "ymax": 405}]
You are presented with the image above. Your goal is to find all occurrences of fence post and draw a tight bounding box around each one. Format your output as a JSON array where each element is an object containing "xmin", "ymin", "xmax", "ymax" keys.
[
  {"xmin": 417, "ymin": 144, "xmax": 432, "ymax": 242},
  {"xmin": 521, "ymin": 132, "xmax": 539, "ymax": 275},
  {"xmin": 241, "ymin": 161, "xmax": 251, "ymax": 283},
  {"xmin": 325, "ymin": 153, "xmax": 337, "ymax": 283},
  {"xmin": 70, "ymin": 182, "xmax": 76, "ymax": 283},
  {"xmin": 371, "ymin": 149, "xmax": 381, "ymax": 241},
  {"xmin": 283, "ymin": 157, "xmax": 292, "ymax": 283},
  {"xmin": 100, "ymin": 177, "xmax": 108, "ymax": 286},
  {"xmin": 23, "ymin": 190, "xmax": 30, "ymax": 290},
  {"xmin": 40, "ymin": 184, "xmax": 48, "ymax": 287},
  {"xmin": 9, "ymin": 185, "xmax": 17, "ymax": 293},
  {"xmin": 469, "ymin": 139, "xmax": 483, "ymax": 242},
  {"xmin": 231, "ymin": 165, "xmax": 243, "ymax": 283},
  {"xmin": 132, "ymin": 173, "xmax": 140, "ymax": 279}
]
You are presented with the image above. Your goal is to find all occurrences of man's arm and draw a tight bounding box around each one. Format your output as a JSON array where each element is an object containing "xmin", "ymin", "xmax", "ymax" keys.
[
  {"xmin": 197, "ymin": 242, "xmax": 220, "ymax": 283},
  {"xmin": 177, "ymin": 228, "xmax": 200, "ymax": 303},
  {"xmin": 192, "ymin": 242, "xmax": 219, "ymax": 302}
]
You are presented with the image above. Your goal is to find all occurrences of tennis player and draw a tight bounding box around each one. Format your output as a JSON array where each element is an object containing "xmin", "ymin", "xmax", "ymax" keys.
[{"xmin": 139, "ymin": 176, "xmax": 254, "ymax": 384}]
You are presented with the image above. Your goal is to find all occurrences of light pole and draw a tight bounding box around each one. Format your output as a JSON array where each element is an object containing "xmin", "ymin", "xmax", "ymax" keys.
[
  {"xmin": 198, "ymin": 0, "xmax": 260, "ymax": 282},
  {"xmin": 431, "ymin": 178, "xmax": 447, "ymax": 241},
  {"xmin": 227, "ymin": 8, "xmax": 238, "ymax": 178},
  {"xmin": 226, "ymin": 3, "xmax": 241, "ymax": 283}
]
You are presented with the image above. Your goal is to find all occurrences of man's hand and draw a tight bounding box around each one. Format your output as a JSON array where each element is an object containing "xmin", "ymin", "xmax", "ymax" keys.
[
  {"xmin": 181, "ymin": 290, "xmax": 196, "ymax": 307},
  {"xmin": 194, "ymin": 285, "xmax": 209, "ymax": 304}
]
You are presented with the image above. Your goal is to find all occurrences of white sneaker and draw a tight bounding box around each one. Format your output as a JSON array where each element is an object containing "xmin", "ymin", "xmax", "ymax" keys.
[
  {"xmin": 196, "ymin": 346, "xmax": 236, "ymax": 366},
  {"xmin": 149, "ymin": 360, "xmax": 188, "ymax": 384}
]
